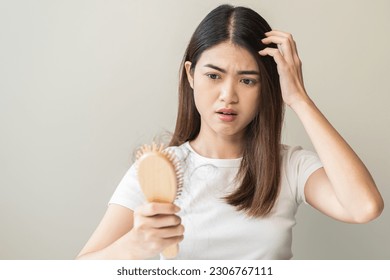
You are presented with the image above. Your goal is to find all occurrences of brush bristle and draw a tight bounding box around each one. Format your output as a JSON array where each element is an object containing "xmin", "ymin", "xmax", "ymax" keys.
[{"xmin": 136, "ymin": 142, "xmax": 183, "ymax": 200}]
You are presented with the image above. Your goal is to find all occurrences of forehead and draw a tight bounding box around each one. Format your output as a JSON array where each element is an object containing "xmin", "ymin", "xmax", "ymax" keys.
[{"xmin": 196, "ymin": 42, "xmax": 258, "ymax": 71}]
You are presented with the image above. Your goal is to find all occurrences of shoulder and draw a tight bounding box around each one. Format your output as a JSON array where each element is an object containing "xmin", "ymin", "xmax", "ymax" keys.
[
  {"xmin": 279, "ymin": 144, "xmax": 323, "ymax": 205},
  {"xmin": 280, "ymin": 144, "xmax": 320, "ymax": 167}
]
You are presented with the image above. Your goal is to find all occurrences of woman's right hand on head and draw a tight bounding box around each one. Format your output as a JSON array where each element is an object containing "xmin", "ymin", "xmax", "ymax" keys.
[{"xmin": 120, "ymin": 202, "xmax": 184, "ymax": 259}]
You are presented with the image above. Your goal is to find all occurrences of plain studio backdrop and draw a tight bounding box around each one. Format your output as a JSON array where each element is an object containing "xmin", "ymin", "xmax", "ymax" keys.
[{"xmin": 0, "ymin": 0, "xmax": 389, "ymax": 259}]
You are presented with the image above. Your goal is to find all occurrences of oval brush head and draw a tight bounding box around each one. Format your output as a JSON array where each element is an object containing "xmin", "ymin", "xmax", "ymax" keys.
[{"xmin": 136, "ymin": 143, "xmax": 183, "ymax": 258}]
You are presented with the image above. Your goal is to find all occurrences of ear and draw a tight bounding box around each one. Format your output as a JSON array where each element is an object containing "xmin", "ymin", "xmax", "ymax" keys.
[{"xmin": 184, "ymin": 61, "xmax": 194, "ymax": 89}]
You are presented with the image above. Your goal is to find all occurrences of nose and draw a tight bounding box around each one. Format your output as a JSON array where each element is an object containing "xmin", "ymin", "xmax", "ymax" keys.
[{"xmin": 219, "ymin": 79, "xmax": 238, "ymax": 104}]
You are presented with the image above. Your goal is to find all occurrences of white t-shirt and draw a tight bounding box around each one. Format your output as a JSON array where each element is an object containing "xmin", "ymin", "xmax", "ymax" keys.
[{"xmin": 109, "ymin": 142, "xmax": 323, "ymax": 259}]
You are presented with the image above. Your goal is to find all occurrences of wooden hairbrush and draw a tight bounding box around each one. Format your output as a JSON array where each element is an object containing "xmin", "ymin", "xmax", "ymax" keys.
[{"xmin": 136, "ymin": 143, "xmax": 183, "ymax": 259}]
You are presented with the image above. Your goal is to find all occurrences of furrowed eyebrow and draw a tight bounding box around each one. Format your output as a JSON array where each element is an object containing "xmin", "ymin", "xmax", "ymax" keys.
[
  {"xmin": 237, "ymin": 70, "xmax": 260, "ymax": 75},
  {"xmin": 203, "ymin": 64, "xmax": 226, "ymax": 73},
  {"xmin": 203, "ymin": 64, "xmax": 259, "ymax": 76}
]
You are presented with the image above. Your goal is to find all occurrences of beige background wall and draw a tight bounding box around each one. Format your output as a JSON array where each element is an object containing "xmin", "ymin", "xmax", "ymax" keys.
[{"xmin": 0, "ymin": 0, "xmax": 389, "ymax": 259}]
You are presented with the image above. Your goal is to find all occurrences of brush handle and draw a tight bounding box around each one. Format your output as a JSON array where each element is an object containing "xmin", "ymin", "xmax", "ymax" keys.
[{"xmin": 162, "ymin": 243, "xmax": 178, "ymax": 259}]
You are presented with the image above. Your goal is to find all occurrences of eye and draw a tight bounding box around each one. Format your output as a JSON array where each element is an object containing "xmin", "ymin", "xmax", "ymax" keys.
[
  {"xmin": 241, "ymin": 78, "xmax": 256, "ymax": 85},
  {"xmin": 206, "ymin": 73, "xmax": 220, "ymax": 80}
]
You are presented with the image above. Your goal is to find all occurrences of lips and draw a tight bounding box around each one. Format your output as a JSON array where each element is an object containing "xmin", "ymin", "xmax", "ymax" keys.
[
  {"xmin": 216, "ymin": 108, "xmax": 237, "ymax": 122},
  {"xmin": 216, "ymin": 108, "xmax": 237, "ymax": 115}
]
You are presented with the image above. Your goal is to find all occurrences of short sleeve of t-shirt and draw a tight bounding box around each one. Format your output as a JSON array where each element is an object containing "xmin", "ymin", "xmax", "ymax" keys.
[
  {"xmin": 108, "ymin": 163, "xmax": 146, "ymax": 210},
  {"xmin": 284, "ymin": 146, "xmax": 324, "ymax": 205}
]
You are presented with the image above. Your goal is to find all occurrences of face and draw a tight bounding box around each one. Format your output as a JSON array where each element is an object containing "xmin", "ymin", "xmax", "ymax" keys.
[{"xmin": 185, "ymin": 42, "xmax": 261, "ymax": 141}]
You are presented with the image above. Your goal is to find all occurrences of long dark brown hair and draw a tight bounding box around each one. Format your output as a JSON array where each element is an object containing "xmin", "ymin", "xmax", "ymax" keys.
[{"xmin": 169, "ymin": 4, "xmax": 284, "ymax": 217}]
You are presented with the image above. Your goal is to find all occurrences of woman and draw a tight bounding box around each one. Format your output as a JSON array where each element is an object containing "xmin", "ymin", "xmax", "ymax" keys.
[{"xmin": 77, "ymin": 4, "xmax": 383, "ymax": 260}]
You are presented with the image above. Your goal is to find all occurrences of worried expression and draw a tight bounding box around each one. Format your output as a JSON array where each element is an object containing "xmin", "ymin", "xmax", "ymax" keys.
[{"xmin": 185, "ymin": 42, "xmax": 261, "ymax": 140}]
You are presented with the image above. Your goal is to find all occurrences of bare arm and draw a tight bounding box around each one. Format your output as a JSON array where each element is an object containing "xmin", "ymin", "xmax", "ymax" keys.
[
  {"xmin": 76, "ymin": 203, "xmax": 184, "ymax": 259},
  {"xmin": 76, "ymin": 204, "xmax": 135, "ymax": 259},
  {"xmin": 260, "ymin": 30, "xmax": 384, "ymax": 223},
  {"xmin": 293, "ymin": 99, "xmax": 383, "ymax": 223}
]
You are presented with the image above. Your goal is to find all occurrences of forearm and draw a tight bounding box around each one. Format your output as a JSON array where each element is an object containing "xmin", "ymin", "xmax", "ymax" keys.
[
  {"xmin": 76, "ymin": 234, "xmax": 139, "ymax": 260},
  {"xmin": 290, "ymin": 96, "xmax": 383, "ymax": 219},
  {"xmin": 76, "ymin": 246, "xmax": 124, "ymax": 260}
]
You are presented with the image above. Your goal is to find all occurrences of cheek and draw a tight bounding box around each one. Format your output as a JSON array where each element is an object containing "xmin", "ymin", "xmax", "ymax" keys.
[
  {"xmin": 194, "ymin": 76, "xmax": 213, "ymax": 94},
  {"xmin": 192, "ymin": 87, "xmax": 206, "ymax": 113},
  {"xmin": 193, "ymin": 80, "xmax": 216, "ymax": 110},
  {"xmin": 245, "ymin": 89, "xmax": 261, "ymax": 112},
  {"xmin": 193, "ymin": 91, "xmax": 211, "ymax": 115}
]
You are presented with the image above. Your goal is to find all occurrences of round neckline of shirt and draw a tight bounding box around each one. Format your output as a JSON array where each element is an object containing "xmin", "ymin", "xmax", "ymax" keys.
[{"xmin": 183, "ymin": 141, "xmax": 242, "ymax": 168}]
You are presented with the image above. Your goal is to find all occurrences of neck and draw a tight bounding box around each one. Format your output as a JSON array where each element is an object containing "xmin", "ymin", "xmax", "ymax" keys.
[{"xmin": 190, "ymin": 134, "xmax": 244, "ymax": 159}]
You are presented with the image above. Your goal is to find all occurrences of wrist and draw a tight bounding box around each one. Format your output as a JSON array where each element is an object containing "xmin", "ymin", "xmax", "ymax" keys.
[
  {"xmin": 288, "ymin": 94, "xmax": 315, "ymax": 113},
  {"xmin": 112, "ymin": 231, "xmax": 141, "ymax": 260}
]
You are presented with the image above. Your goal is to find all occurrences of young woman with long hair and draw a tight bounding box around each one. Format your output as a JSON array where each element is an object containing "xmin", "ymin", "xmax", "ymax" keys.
[{"xmin": 77, "ymin": 4, "xmax": 383, "ymax": 260}]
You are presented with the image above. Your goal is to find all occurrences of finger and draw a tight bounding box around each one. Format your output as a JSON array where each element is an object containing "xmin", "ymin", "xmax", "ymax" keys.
[
  {"xmin": 265, "ymin": 30, "xmax": 292, "ymax": 38},
  {"xmin": 262, "ymin": 36, "xmax": 294, "ymax": 63},
  {"xmin": 264, "ymin": 31, "xmax": 303, "ymax": 83},
  {"xmin": 266, "ymin": 31, "xmax": 299, "ymax": 54},
  {"xmin": 148, "ymin": 214, "xmax": 182, "ymax": 228},
  {"xmin": 137, "ymin": 202, "xmax": 180, "ymax": 217},
  {"xmin": 267, "ymin": 31, "xmax": 301, "ymax": 64},
  {"xmin": 161, "ymin": 235, "xmax": 184, "ymax": 248},
  {"xmin": 158, "ymin": 224, "xmax": 185, "ymax": 239},
  {"xmin": 259, "ymin": 47, "xmax": 286, "ymax": 67}
]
